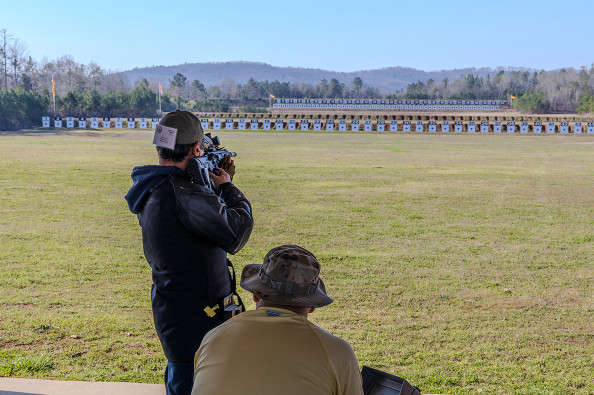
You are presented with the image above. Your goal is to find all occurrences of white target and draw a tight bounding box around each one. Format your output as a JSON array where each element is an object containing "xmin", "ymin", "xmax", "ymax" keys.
[
  {"xmin": 428, "ymin": 121, "xmax": 437, "ymax": 132},
  {"xmin": 492, "ymin": 122, "xmax": 502, "ymax": 133},
  {"xmin": 560, "ymin": 122, "xmax": 569, "ymax": 134},
  {"xmin": 415, "ymin": 121, "xmax": 423, "ymax": 132},
  {"xmin": 402, "ymin": 121, "xmax": 410, "ymax": 132},
  {"xmin": 480, "ymin": 121, "xmax": 489, "ymax": 133},
  {"xmin": 364, "ymin": 120, "xmax": 373, "ymax": 131},
  {"xmin": 390, "ymin": 120, "xmax": 399, "ymax": 132},
  {"xmin": 467, "ymin": 121, "xmax": 476, "ymax": 133},
  {"xmin": 546, "ymin": 122, "xmax": 555, "ymax": 133}
]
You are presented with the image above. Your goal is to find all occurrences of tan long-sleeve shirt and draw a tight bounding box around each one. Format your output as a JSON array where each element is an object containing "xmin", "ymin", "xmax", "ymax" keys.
[{"xmin": 193, "ymin": 307, "xmax": 363, "ymax": 395}]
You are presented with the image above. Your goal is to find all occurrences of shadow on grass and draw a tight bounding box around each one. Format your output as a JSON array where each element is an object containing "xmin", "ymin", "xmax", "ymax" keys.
[
  {"xmin": 0, "ymin": 128, "xmax": 124, "ymax": 138},
  {"xmin": 0, "ymin": 128, "xmax": 67, "ymax": 136}
]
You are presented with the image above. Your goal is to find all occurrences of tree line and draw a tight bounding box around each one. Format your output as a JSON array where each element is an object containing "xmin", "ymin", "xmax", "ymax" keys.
[
  {"xmin": 1, "ymin": 28, "xmax": 593, "ymax": 130},
  {"xmin": 397, "ymin": 68, "xmax": 594, "ymax": 114}
]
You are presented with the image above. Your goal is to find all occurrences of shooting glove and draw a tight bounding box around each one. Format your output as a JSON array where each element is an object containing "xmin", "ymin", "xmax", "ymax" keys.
[{"xmin": 220, "ymin": 160, "xmax": 235, "ymax": 181}]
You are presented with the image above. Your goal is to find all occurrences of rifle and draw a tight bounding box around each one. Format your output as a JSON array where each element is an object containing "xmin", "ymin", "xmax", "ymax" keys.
[{"xmin": 186, "ymin": 133, "xmax": 236, "ymax": 191}]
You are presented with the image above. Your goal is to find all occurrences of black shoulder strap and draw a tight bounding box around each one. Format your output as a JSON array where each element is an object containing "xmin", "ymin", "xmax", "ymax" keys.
[{"xmin": 227, "ymin": 259, "xmax": 245, "ymax": 310}]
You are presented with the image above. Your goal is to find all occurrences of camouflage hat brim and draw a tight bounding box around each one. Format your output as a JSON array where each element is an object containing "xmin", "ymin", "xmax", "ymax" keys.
[{"xmin": 240, "ymin": 264, "xmax": 333, "ymax": 308}]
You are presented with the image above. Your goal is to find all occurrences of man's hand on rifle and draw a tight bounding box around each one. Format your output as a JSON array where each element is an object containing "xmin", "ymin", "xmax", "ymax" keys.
[
  {"xmin": 219, "ymin": 155, "xmax": 235, "ymax": 181},
  {"xmin": 209, "ymin": 168, "xmax": 231, "ymax": 189}
]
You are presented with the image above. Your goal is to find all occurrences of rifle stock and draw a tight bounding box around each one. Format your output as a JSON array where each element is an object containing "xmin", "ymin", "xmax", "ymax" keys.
[{"xmin": 186, "ymin": 133, "xmax": 236, "ymax": 191}]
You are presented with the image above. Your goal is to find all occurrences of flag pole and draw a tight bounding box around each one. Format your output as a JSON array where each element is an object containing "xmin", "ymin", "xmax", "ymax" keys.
[
  {"xmin": 52, "ymin": 76, "xmax": 56, "ymax": 117},
  {"xmin": 159, "ymin": 83, "xmax": 162, "ymax": 113}
]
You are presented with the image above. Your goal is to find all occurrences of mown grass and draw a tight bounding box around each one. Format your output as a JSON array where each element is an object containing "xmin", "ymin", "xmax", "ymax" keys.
[{"xmin": 0, "ymin": 128, "xmax": 592, "ymax": 394}]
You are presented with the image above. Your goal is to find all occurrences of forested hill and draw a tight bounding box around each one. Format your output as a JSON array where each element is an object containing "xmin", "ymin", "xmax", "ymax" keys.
[{"xmin": 123, "ymin": 61, "xmax": 509, "ymax": 92}]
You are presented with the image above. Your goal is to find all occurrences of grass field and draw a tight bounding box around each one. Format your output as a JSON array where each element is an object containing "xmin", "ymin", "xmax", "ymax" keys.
[{"xmin": 0, "ymin": 128, "xmax": 592, "ymax": 394}]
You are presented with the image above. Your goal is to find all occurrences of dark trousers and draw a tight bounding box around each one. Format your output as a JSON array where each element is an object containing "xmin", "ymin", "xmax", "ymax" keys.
[{"xmin": 164, "ymin": 361, "xmax": 194, "ymax": 395}]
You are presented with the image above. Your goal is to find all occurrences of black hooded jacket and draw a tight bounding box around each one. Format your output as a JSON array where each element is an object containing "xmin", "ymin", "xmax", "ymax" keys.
[{"xmin": 125, "ymin": 165, "xmax": 253, "ymax": 362}]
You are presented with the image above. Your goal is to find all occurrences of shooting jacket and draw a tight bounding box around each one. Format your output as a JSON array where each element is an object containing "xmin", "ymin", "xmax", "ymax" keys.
[{"xmin": 125, "ymin": 165, "xmax": 253, "ymax": 362}]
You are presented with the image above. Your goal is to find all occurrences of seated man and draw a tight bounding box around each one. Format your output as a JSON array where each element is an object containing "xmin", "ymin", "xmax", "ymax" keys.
[{"xmin": 192, "ymin": 244, "xmax": 364, "ymax": 395}]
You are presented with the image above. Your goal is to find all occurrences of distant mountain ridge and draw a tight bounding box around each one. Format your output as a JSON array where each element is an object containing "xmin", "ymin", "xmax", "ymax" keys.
[{"xmin": 123, "ymin": 61, "xmax": 526, "ymax": 93}]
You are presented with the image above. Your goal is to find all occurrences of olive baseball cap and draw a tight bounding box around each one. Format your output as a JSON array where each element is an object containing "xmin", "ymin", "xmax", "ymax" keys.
[
  {"xmin": 240, "ymin": 245, "xmax": 333, "ymax": 308},
  {"xmin": 159, "ymin": 110, "xmax": 204, "ymax": 145}
]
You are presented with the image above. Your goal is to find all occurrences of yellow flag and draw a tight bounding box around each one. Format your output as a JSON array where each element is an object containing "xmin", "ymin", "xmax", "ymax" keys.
[
  {"xmin": 269, "ymin": 93, "xmax": 275, "ymax": 98},
  {"xmin": 159, "ymin": 83, "xmax": 163, "ymax": 95},
  {"xmin": 52, "ymin": 77, "xmax": 55, "ymax": 96}
]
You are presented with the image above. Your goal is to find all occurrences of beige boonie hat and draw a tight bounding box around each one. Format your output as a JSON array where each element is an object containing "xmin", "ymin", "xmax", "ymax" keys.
[{"xmin": 240, "ymin": 245, "xmax": 333, "ymax": 308}]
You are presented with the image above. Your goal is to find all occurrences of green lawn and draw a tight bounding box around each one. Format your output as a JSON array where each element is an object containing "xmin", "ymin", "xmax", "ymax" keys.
[{"xmin": 0, "ymin": 129, "xmax": 592, "ymax": 394}]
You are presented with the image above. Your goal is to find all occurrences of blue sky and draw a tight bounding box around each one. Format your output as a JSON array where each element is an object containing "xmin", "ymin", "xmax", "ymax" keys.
[{"xmin": 2, "ymin": 0, "xmax": 593, "ymax": 72}]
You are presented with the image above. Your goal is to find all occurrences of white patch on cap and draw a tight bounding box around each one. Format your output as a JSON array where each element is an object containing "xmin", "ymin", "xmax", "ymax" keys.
[{"xmin": 152, "ymin": 123, "xmax": 178, "ymax": 149}]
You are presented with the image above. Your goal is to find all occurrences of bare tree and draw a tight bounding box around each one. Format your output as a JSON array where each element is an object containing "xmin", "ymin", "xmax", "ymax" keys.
[
  {"xmin": 53, "ymin": 55, "xmax": 83, "ymax": 93},
  {"xmin": 0, "ymin": 28, "xmax": 11, "ymax": 90},
  {"xmin": 220, "ymin": 78, "xmax": 237, "ymax": 100},
  {"xmin": 103, "ymin": 71, "xmax": 130, "ymax": 93},
  {"xmin": 8, "ymin": 38, "xmax": 28, "ymax": 87},
  {"xmin": 87, "ymin": 61, "xmax": 104, "ymax": 92}
]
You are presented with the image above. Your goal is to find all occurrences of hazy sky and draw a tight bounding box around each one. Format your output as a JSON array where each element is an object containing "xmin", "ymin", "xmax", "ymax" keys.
[{"xmin": 3, "ymin": 0, "xmax": 593, "ymax": 72}]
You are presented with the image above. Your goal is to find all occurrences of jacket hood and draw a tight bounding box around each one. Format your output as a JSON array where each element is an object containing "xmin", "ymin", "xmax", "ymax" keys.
[{"xmin": 125, "ymin": 165, "xmax": 188, "ymax": 214}]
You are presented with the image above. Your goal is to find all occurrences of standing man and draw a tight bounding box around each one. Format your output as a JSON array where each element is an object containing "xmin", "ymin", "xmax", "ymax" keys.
[
  {"xmin": 125, "ymin": 110, "xmax": 253, "ymax": 395},
  {"xmin": 192, "ymin": 245, "xmax": 364, "ymax": 395}
]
